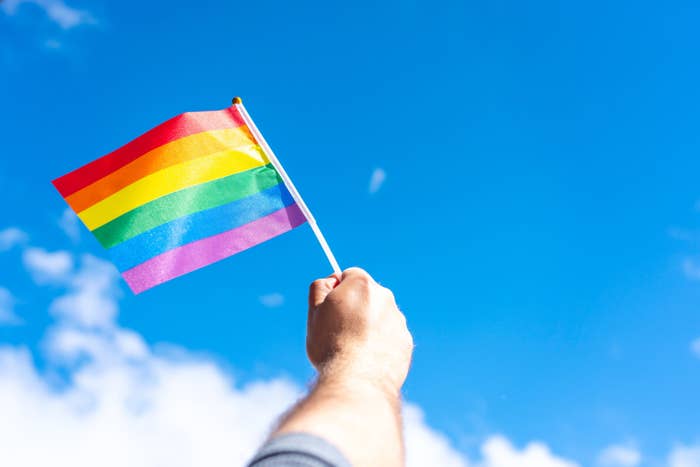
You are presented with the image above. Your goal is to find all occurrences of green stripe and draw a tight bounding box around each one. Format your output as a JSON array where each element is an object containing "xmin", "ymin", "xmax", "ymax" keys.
[{"xmin": 92, "ymin": 163, "xmax": 281, "ymax": 248}]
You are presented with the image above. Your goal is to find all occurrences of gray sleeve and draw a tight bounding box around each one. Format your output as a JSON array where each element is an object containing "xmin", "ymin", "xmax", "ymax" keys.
[{"xmin": 247, "ymin": 432, "xmax": 352, "ymax": 467}]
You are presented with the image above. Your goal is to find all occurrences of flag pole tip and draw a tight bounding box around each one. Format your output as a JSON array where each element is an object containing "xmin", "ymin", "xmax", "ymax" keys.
[{"xmin": 232, "ymin": 97, "xmax": 243, "ymax": 105}]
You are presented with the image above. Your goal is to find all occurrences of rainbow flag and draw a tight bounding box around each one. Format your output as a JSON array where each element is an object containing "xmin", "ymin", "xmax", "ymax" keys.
[{"xmin": 53, "ymin": 104, "xmax": 307, "ymax": 294}]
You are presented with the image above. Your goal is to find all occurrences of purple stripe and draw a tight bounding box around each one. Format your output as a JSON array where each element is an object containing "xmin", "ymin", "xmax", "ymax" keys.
[{"xmin": 122, "ymin": 204, "xmax": 306, "ymax": 293}]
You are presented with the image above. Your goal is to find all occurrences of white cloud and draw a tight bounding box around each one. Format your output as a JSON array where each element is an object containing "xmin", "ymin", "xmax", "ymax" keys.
[
  {"xmin": 1, "ymin": 0, "xmax": 95, "ymax": 29},
  {"xmin": 0, "ymin": 345, "xmax": 302, "ymax": 467},
  {"xmin": 682, "ymin": 258, "xmax": 700, "ymax": 281},
  {"xmin": 0, "ymin": 333, "xmax": 580, "ymax": 467},
  {"xmin": 476, "ymin": 436, "xmax": 579, "ymax": 467},
  {"xmin": 692, "ymin": 338, "xmax": 700, "ymax": 359},
  {"xmin": 50, "ymin": 254, "xmax": 120, "ymax": 329},
  {"xmin": 23, "ymin": 247, "xmax": 73, "ymax": 284},
  {"xmin": 58, "ymin": 207, "xmax": 81, "ymax": 242},
  {"xmin": 404, "ymin": 408, "xmax": 581, "ymax": 467},
  {"xmin": 46, "ymin": 326, "xmax": 148, "ymax": 364},
  {"xmin": 669, "ymin": 443, "xmax": 700, "ymax": 467},
  {"xmin": 0, "ymin": 240, "xmax": 582, "ymax": 467},
  {"xmin": 597, "ymin": 443, "xmax": 641, "ymax": 467},
  {"xmin": 0, "ymin": 287, "xmax": 21, "ymax": 325},
  {"xmin": 259, "ymin": 293, "xmax": 285, "ymax": 308},
  {"xmin": 369, "ymin": 167, "xmax": 387, "ymax": 194},
  {"xmin": 404, "ymin": 405, "xmax": 469, "ymax": 467},
  {"xmin": 0, "ymin": 253, "xmax": 301, "ymax": 467},
  {"xmin": 0, "ymin": 227, "xmax": 28, "ymax": 252}
]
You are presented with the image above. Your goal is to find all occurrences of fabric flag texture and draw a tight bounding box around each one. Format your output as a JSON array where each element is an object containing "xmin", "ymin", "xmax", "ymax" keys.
[{"xmin": 52, "ymin": 106, "xmax": 307, "ymax": 293}]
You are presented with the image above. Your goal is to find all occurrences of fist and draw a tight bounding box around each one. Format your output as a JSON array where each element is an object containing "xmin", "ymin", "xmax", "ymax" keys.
[{"xmin": 307, "ymin": 268, "xmax": 413, "ymax": 395}]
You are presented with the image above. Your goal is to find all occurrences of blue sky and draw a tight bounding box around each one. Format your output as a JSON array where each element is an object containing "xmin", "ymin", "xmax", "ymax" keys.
[{"xmin": 1, "ymin": 1, "xmax": 700, "ymax": 466}]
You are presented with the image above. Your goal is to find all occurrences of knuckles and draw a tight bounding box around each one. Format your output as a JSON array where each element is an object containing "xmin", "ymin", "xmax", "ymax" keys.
[{"xmin": 342, "ymin": 267, "xmax": 372, "ymax": 283}]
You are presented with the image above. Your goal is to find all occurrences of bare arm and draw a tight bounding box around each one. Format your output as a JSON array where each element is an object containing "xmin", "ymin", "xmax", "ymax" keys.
[{"xmin": 273, "ymin": 268, "xmax": 413, "ymax": 467}]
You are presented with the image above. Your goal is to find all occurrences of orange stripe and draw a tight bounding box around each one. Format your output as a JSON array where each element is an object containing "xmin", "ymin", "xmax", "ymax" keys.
[
  {"xmin": 65, "ymin": 126, "xmax": 256, "ymax": 213},
  {"xmin": 53, "ymin": 107, "xmax": 246, "ymax": 197}
]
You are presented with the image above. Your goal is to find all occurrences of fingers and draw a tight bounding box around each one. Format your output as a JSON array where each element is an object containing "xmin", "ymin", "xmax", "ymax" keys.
[
  {"xmin": 308, "ymin": 268, "xmax": 379, "ymax": 309},
  {"xmin": 308, "ymin": 274, "xmax": 340, "ymax": 308}
]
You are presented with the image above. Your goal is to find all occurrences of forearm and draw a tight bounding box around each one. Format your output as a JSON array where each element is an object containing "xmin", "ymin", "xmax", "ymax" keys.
[
  {"xmin": 274, "ymin": 372, "xmax": 404, "ymax": 467},
  {"xmin": 253, "ymin": 268, "xmax": 413, "ymax": 467}
]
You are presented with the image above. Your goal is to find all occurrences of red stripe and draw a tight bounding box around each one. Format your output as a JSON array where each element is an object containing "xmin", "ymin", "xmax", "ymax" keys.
[{"xmin": 52, "ymin": 107, "xmax": 246, "ymax": 197}]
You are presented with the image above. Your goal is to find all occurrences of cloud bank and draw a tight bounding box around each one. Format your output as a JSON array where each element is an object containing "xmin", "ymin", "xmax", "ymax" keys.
[
  {"xmin": 0, "ymin": 236, "xmax": 585, "ymax": 467},
  {"xmin": 1, "ymin": 253, "xmax": 301, "ymax": 466}
]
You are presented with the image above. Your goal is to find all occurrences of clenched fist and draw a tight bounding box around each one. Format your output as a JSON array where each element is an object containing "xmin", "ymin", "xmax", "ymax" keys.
[{"xmin": 307, "ymin": 267, "xmax": 413, "ymax": 396}]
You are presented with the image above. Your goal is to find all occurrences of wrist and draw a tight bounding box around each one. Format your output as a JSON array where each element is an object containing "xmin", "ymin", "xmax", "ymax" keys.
[{"xmin": 316, "ymin": 358, "xmax": 402, "ymax": 404}]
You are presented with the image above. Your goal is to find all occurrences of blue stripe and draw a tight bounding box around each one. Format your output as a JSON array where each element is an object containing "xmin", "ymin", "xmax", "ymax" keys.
[{"xmin": 108, "ymin": 183, "xmax": 295, "ymax": 271}]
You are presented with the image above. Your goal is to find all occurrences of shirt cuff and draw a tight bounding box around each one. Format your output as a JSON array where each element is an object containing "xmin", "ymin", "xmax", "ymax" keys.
[{"xmin": 247, "ymin": 432, "xmax": 352, "ymax": 467}]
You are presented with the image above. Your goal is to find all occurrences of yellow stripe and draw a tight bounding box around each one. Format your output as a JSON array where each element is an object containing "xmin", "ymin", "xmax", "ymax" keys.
[
  {"xmin": 66, "ymin": 127, "xmax": 257, "ymax": 213},
  {"xmin": 78, "ymin": 144, "xmax": 269, "ymax": 230}
]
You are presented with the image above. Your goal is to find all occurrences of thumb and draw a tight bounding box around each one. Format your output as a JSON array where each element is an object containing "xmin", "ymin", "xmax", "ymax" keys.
[{"xmin": 308, "ymin": 274, "xmax": 341, "ymax": 308}]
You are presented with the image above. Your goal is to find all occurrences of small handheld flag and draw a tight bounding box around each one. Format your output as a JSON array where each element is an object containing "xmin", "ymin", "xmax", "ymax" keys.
[{"xmin": 53, "ymin": 98, "xmax": 340, "ymax": 294}]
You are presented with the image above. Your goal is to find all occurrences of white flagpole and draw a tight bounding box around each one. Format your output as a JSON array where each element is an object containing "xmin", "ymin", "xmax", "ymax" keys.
[{"xmin": 232, "ymin": 97, "xmax": 342, "ymax": 275}]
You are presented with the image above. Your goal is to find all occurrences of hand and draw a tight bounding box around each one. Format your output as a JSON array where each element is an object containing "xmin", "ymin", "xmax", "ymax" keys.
[{"xmin": 307, "ymin": 267, "xmax": 413, "ymax": 396}]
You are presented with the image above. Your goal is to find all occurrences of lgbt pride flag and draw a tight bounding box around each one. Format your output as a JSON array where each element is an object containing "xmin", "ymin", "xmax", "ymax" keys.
[{"xmin": 52, "ymin": 100, "xmax": 326, "ymax": 294}]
